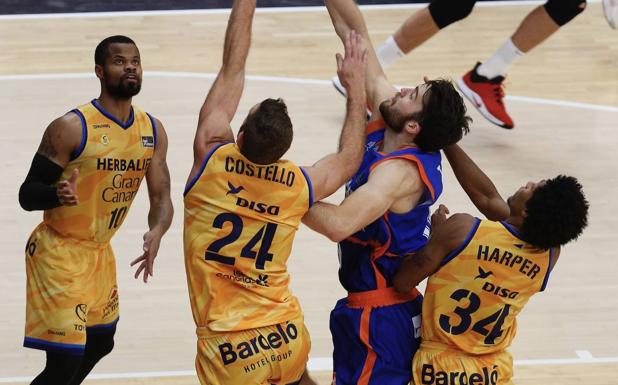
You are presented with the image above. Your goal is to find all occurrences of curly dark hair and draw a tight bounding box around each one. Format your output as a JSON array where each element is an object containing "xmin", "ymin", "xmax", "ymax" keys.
[
  {"xmin": 95, "ymin": 35, "xmax": 137, "ymax": 65},
  {"xmin": 521, "ymin": 175, "xmax": 589, "ymax": 249},
  {"xmin": 413, "ymin": 79, "xmax": 472, "ymax": 152},
  {"xmin": 239, "ymin": 98, "xmax": 293, "ymax": 164}
]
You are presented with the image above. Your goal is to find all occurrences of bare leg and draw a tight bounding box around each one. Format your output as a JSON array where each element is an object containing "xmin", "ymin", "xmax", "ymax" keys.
[
  {"xmin": 393, "ymin": 8, "xmax": 440, "ymax": 54},
  {"xmin": 511, "ymin": 5, "xmax": 560, "ymax": 53}
]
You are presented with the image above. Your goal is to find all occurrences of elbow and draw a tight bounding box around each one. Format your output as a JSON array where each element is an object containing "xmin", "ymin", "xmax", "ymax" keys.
[
  {"xmin": 18, "ymin": 185, "xmax": 34, "ymax": 211},
  {"xmin": 323, "ymin": 219, "xmax": 354, "ymax": 242},
  {"xmin": 325, "ymin": 228, "xmax": 348, "ymax": 243}
]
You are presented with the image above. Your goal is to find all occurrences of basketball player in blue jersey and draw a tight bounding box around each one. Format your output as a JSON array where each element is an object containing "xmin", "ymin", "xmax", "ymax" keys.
[
  {"xmin": 18, "ymin": 36, "xmax": 173, "ymax": 385},
  {"xmin": 301, "ymin": 1, "xmax": 471, "ymax": 385}
]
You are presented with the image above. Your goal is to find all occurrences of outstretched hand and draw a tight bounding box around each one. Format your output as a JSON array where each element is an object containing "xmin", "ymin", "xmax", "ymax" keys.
[
  {"xmin": 130, "ymin": 229, "xmax": 163, "ymax": 283},
  {"xmin": 336, "ymin": 30, "xmax": 368, "ymax": 97},
  {"xmin": 56, "ymin": 168, "xmax": 79, "ymax": 206}
]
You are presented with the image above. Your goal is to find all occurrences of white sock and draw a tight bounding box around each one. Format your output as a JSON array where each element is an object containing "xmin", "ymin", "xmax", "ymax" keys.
[
  {"xmin": 476, "ymin": 38, "xmax": 524, "ymax": 79},
  {"xmin": 376, "ymin": 36, "xmax": 405, "ymax": 69}
]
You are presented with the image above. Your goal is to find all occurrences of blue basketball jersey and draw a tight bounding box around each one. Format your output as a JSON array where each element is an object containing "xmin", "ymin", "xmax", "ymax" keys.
[{"xmin": 338, "ymin": 122, "xmax": 443, "ymax": 292}]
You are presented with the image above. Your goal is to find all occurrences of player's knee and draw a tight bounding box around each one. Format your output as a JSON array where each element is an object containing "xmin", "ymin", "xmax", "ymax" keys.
[
  {"xmin": 429, "ymin": 0, "xmax": 476, "ymax": 29},
  {"xmin": 545, "ymin": 0, "xmax": 586, "ymax": 26}
]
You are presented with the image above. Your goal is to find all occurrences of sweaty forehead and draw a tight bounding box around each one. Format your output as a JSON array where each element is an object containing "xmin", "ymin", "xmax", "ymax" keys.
[{"xmin": 107, "ymin": 43, "xmax": 140, "ymax": 58}]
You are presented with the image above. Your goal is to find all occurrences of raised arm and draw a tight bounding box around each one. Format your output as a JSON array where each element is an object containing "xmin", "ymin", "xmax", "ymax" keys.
[
  {"xmin": 444, "ymin": 144, "xmax": 510, "ymax": 221},
  {"xmin": 131, "ymin": 118, "xmax": 173, "ymax": 283},
  {"xmin": 303, "ymin": 158, "xmax": 423, "ymax": 242},
  {"xmin": 192, "ymin": 0, "xmax": 256, "ymax": 164},
  {"xmin": 393, "ymin": 212, "xmax": 476, "ymax": 293},
  {"xmin": 18, "ymin": 113, "xmax": 82, "ymax": 211},
  {"xmin": 301, "ymin": 31, "xmax": 368, "ymax": 202},
  {"xmin": 324, "ymin": 0, "xmax": 397, "ymax": 116}
]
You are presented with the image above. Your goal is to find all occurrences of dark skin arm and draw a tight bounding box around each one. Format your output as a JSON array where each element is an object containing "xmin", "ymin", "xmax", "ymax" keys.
[
  {"xmin": 393, "ymin": 208, "xmax": 477, "ymax": 293},
  {"xmin": 131, "ymin": 119, "xmax": 174, "ymax": 283},
  {"xmin": 31, "ymin": 113, "xmax": 83, "ymax": 206},
  {"xmin": 444, "ymin": 144, "xmax": 510, "ymax": 221}
]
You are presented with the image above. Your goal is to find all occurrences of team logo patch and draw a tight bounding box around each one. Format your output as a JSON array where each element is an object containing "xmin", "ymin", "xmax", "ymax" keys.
[
  {"xmin": 103, "ymin": 285, "xmax": 119, "ymax": 319},
  {"xmin": 475, "ymin": 267, "xmax": 494, "ymax": 280},
  {"xmin": 141, "ymin": 136, "xmax": 155, "ymax": 148},
  {"xmin": 75, "ymin": 304, "xmax": 88, "ymax": 323},
  {"xmin": 226, "ymin": 181, "xmax": 245, "ymax": 196},
  {"xmin": 256, "ymin": 275, "xmax": 269, "ymax": 286},
  {"xmin": 216, "ymin": 270, "xmax": 269, "ymax": 288}
]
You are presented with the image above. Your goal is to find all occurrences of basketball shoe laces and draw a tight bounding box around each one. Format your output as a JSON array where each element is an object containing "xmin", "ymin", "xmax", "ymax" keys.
[{"xmin": 492, "ymin": 80, "xmax": 506, "ymax": 105}]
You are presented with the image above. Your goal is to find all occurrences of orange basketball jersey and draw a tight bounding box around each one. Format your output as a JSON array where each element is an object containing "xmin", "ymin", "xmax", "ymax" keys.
[
  {"xmin": 184, "ymin": 143, "xmax": 313, "ymax": 335},
  {"xmin": 421, "ymin": 219, "xmax": 554, "ymax": 355},
  {"xmin": 44, "ymin": 99, "xmax": 156, "ymax": 243}
]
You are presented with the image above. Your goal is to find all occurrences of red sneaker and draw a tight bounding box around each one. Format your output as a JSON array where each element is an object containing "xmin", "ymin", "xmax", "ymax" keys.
[{"xmin": 456, "ymin": 63, "xmax": 514, "ymax": 129}]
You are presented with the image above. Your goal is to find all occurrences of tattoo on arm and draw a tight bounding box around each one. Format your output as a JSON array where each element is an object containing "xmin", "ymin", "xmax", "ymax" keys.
[{"xmin": 38, "ymin": 130, "xmax": 59, "ymax": 159}]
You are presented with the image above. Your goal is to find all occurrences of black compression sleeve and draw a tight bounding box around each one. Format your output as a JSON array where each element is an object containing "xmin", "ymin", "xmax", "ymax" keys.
[{"xmin": 18, "ymin": 153, "xmax": 64, "ymax": 211}]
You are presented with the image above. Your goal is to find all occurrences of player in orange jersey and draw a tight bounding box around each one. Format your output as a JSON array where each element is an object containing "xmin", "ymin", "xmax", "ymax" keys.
[
  {"xmin": 183, "ymin": 1, "xmax": 368, "ymax": 384},
  {"xmin": 394, "ymin": 144, "xmax": 589, "ymax": 385},
  {"xmin": 18, "ymin": 35, "xmax": 173, "ymax": 385}
]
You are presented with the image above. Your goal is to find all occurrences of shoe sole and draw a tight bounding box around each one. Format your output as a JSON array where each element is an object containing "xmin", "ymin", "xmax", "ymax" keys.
[
  {"xmin": 332, "ymin": 77, "xmax": 347, "ymax": 97},
  {"xmin": 603, "ymin": 0, "xmax": 617, "ymax": 29},
  {"xmin": 456, "ymin": 77, "xmax": 514, "ymax": 129}
]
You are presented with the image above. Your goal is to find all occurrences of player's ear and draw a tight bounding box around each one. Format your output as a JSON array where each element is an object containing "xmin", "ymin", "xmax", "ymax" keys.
[
  {"xmin": 405, "ymin": 119, "xmax": 421, "ymax": 136},
  {"xmin": 237, "ymin": 131, "xmax": 244, "ymax": 148},
  {"xmin": 95, "ymin": 64, "xmax": 104, "ymax": 80}
]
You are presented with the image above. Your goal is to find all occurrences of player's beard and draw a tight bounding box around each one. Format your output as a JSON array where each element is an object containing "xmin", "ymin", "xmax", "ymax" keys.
[
  {"xmin": 379, "ymin": 100, "xmax": 411, "ymax": 133},
  {"xmin": 105, "ymin": 75, "xmax": 141, "ymax": 99}
]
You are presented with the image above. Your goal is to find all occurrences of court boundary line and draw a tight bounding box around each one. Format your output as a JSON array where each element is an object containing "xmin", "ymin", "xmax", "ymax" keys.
[
  {"xmin": 1, "ymin": 71, "xmax": 616, "ymax": 113},
  {"xmin": 1, "ymin": 354, "xmax": 618, "ymax": 383},
  {"xmin": 0, "ymin": 0, "xmax": 603, "ymax": 21}
]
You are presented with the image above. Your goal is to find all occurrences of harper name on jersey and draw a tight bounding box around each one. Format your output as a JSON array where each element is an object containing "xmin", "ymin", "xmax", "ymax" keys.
[{"xmin": 421, "ymin": 219, "xmax": 553, "ymax": 355}]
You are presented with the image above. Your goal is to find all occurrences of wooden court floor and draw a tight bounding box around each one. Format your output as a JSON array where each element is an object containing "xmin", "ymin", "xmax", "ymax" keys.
[{"xmin": 0, "ymin": 3, "xmax": 617, "ymax": 384}]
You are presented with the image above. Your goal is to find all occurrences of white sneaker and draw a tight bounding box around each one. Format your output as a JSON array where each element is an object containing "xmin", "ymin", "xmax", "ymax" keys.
[
  {"xmin": 331, "ymin": 75, "xmax": 373, "ymax": 119},
  {"xmin": 604, "ymin": 0, "xmax": 618, "ymax": 29}
]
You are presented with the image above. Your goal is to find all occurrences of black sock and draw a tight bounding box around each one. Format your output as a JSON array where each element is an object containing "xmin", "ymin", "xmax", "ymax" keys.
[
  {"xmin": 67, "ymin": 326, "xmax": 116, "ymax": 385},
  {"xmin": 30, "ymin": 351, "xmax": 82, "ymax": 385}
]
